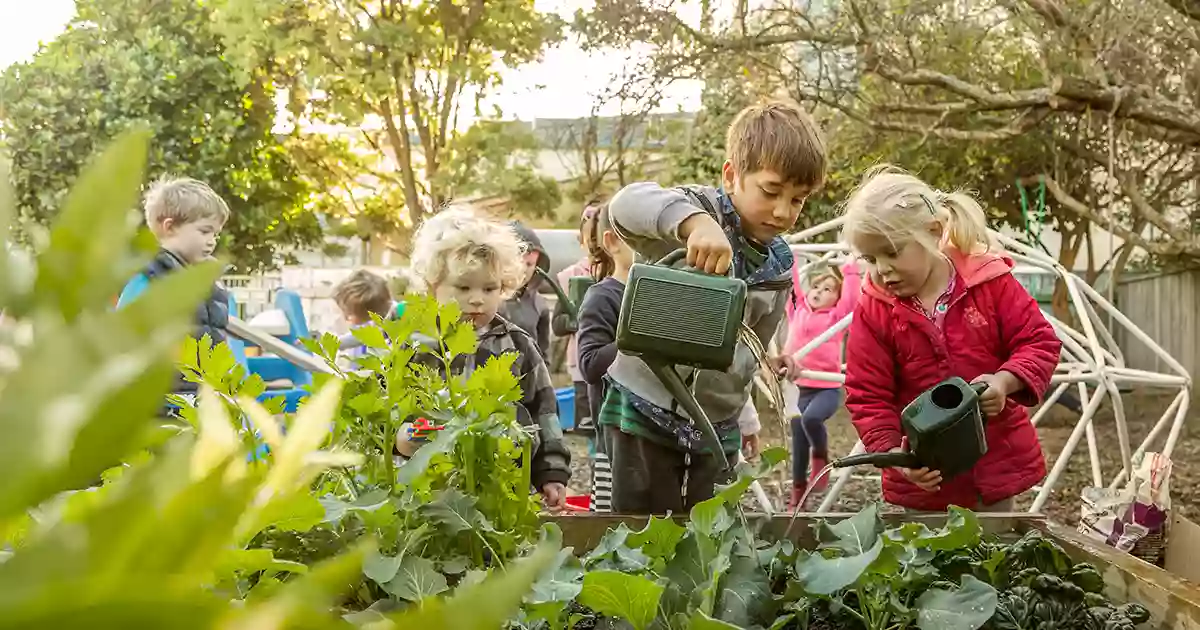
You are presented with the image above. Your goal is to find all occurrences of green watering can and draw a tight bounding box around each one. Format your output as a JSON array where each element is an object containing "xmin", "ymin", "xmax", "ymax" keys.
[
  {"xmin": 832, "ymin": 376, "xmax": 991, "ymax": 481},
  {"xmin": 616, "ymin": 248, "xmax": 748, "ymax": 471}
]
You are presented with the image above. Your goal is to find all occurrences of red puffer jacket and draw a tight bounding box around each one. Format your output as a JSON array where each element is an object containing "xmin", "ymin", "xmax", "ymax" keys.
[{"xmin": 845, "ymin": 248, "xmax": 1061, "ymax": 511}]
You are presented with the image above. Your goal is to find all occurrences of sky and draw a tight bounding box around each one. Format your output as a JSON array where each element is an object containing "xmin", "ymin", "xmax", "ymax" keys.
[{"xmin": 0, "ymin": 0, "xmax": 704, "ymax": 120}]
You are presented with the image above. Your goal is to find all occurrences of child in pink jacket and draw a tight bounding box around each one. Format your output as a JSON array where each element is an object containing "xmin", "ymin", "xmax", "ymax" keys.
[{"xmin": 782, "ymin": 259, "xmax": 862, "ymax": 509}]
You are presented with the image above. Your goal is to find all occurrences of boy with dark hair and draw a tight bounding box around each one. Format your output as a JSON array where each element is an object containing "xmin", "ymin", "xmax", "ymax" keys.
[
  {"xmin": 600, "ymin": 99, "xmax": 828, "ymax": 513},
  {"xmin": 332, "ymin": 269, "xmax": 397, "ymax": 368}
]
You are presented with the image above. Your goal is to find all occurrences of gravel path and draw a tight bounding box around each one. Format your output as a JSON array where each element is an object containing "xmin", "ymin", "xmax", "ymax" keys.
[{"xmin": 563, "ymin": 389, "xmax": 1198, "ymax": 525}]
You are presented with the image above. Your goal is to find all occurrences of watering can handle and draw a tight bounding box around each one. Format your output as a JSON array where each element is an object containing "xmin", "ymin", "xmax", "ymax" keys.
[
  {"xmin": 654, "ymin": 248, "xmax": 732, "ymax": 277},
  {"xmin": 971, "ymin": 382, "xmax": 990, "ymax": 395},
  {"xmin": 655, "ymin": 248, "xmax": 689, "ymax": 267}
]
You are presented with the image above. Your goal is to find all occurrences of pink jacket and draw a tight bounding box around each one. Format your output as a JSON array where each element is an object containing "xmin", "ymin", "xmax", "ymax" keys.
[
  {"xmin": 783, "ymin": 261, "xmax": 863, "ymax": 389},
  {"xmin": 558, "ymin": 259, "xmax": 592, "ymax": 382}
]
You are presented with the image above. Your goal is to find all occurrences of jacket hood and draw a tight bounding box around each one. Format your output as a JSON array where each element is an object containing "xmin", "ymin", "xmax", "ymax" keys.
[
  {"xmin": 509, "ymin": 221, "xmax": 550, "ymax": 273},
  {"xmin": 863, "ymin": 246, "xmax": 1014, "ymax": 304}
]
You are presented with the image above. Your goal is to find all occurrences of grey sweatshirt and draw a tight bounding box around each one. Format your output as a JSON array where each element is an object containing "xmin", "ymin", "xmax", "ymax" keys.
[{"xmin": 605, "ymin": 182, "xmax": 792, "ymax": 425}]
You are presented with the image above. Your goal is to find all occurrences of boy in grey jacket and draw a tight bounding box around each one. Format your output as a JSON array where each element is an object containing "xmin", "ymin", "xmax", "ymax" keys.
[{"xmin": 598, "ymin": 100, "xmax": 828, "ymax": 514}]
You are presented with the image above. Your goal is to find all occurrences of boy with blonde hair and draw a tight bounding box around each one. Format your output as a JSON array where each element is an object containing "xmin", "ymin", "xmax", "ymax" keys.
[
  {"xmin": 600, "ymin": 99, "xmax": 827, "ymax": 513},
  {"xmin": 401, "ymin": 205, "xmax": 571, "ymax": 509},
  {"xmin": 119, "ymin": 176, "xmax": 231, "ymax": 340},
  {"xmin": 117, "ymin": 176, "xmax": 232, "ymax": 398}
]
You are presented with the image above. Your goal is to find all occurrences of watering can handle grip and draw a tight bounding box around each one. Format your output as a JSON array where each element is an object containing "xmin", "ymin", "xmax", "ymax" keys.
[
  {"xmin": 655, "ymin": 248, "xmax": 689, "ymax": 267},
  {"xmin": 971, "ymin": 382, "xmax": 990, "ymax": 395}
]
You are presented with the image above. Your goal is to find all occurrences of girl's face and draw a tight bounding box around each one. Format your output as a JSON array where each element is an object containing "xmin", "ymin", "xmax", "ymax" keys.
[
  {"xmin": 602, "ymin": 230, "xmax": 635, "ymax": 271},
  {"xmin": 806, "ymin": 277, "xmax": 840, "ymax": 310},
  {"xmin": 431, "ymin": 265, "xmax": 504, "ymax": 329},
  {"xmin": 852, "ymin": 232, "xmax": 937, "ymax": 298}
]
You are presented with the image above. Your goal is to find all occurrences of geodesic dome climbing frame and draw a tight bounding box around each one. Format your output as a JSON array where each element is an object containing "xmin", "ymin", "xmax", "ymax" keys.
[{"xmin": 781, "ymin": 217, "xmax": 1192, "ymax": 514}]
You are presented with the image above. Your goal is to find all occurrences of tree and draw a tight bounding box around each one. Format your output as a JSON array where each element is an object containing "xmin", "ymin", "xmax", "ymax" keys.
[
  {"xmin": 436, "ymin": 120, "xmax": 562, "ymax": 219},
  {"xmin": 0, "ymin": 0, "xmax": 323, "ymax": 272},
  {"xmin": 578, "ymin": 0, "xmax": 1200, "ymax": 274},
  {"xmin": 214, "ymin": 0, "xmax": 565, "ymax": 234}
]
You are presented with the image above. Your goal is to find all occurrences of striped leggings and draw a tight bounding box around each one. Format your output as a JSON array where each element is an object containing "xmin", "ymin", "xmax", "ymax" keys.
[{"xmin": 589, "ymin": 428, "xmax": 613, "ymax": 514}]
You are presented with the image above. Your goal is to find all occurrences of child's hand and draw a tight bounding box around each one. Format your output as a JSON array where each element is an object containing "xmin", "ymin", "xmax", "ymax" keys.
[
  {"xmin": 768, "ymin": 354, "xmax": 798, "ymax": 380},
  {"xmin": 891, "ymin": 447, "xmax": 942, "ymax": 492},
  {"xmin": 541, "ymin": 482, "xmax": 567, "ymax": 512},
  {"xmin": 679, "ymin": 214, "xmax": 732, "ymax": 275},
  {"xmin": 971, "ymin": 371, "xmax": 1021, "ymax": 418},
  {"xmin": 742, "ymin": 432, "xmax": 761, "ymax": 460}
]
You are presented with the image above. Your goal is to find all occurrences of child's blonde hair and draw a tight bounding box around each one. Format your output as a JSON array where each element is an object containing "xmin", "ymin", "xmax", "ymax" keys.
[
  {"xmin": 408, "ymin": 205, "xmax": 527, "ymax": 296},
  {"xmin": 842, "ymin": 165, "xmax": 996, "ymax": 255},
  {"xmin": 333, "ymin": 270, "xmax": 393, "ymax": 322},
  {"xmin": 143, "ymin": 175, "xmax": 230, "ymax": 237},
  {"xmin": 726, "ymin": 99, "xmax": 827, "ymax": 188}
]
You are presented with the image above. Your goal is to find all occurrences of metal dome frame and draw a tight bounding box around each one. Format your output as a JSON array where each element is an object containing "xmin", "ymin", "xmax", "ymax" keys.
[{"xmin": 781, "ymin": 217, "xmax": 1191, "ymax": 514}]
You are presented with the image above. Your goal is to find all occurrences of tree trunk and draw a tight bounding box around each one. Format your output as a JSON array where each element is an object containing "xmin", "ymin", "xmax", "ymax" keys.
[{"xmin": 379, "ymin": 98, "xmax": 424, "ymax": 227}]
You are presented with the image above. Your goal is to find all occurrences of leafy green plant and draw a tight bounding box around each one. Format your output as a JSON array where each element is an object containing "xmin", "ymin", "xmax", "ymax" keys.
[
  {"xmin": 0, "ymin": 129, "xmax": 555, "ymax": 629},
  {"xmin": 502, "ymin": 445, "xmax": 1151, "ymax": 630},
  {"xmin": 242, "ymin": 296, "xmax": 547, "ymax": 612}
]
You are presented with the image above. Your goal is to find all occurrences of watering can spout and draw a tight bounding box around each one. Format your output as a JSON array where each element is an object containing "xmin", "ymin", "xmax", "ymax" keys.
[{"xmin": 832, "ymin": 450, "xmax": 920, "ymax": 470}]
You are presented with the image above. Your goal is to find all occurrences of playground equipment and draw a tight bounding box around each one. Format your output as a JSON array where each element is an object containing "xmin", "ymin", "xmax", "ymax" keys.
[
  {"xmin": 225, "ymin": 289, "xmax": 318, "ymax": 412},
  {"xmin": 784, "ymin": 217, "xmax": 1192, "ymax": 514}
]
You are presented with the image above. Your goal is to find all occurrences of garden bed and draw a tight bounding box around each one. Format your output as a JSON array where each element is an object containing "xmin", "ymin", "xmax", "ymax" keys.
[{"xmin": 546, "ymin": 512, "xmax": 1200, "ymax": 630}]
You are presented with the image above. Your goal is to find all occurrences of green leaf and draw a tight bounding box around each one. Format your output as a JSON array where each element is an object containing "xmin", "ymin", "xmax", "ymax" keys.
[
  {"xmin": 352, "ymin": 324, "xmax": 389, "ymax": 350},
  {"xmin": 576, "ymin": 570, "xmax": 665, "ymax": 630},
  {"xmin": 713, "ymin": 554, "xmax": 774, "ymax": 625},
  {"xmin": 253, "ymin": 491, "xmax": 326, "ymax": 533},
  {"xmin": 526, "ymin": 547, "xmax": 584, "ymax": 604},
  {"xmin": 914, "ymin": 506, "xmax": 981, "ymax": 551},
  {"xmin": 0, "ymin": 260, "xmax": 223, "ymax": 522},
  {"xmin": 794, "ymin": 538, "xmax": 884, "ymax": 595},
  {"xmin": 626, "ymin": 515, "xmax": 687, "ymax": 563},
  {"xmin": 384, "ymin": 555, "xmax": 449, "ymax": 602},
  {"xmin": 34, "ymin": 128, "xmax": 150, "ymax": 321},
  {"xmin": 689, "ymin": 611, "xmax": 742, "ymax": 629},
  {"xmin": 444, "ymin": 322, "xmax": 478, "ymax": 357},
  {"xmin": 915, "ymin": 575, "xmax": 998, "ymax": 630},
  {"xmin": 388, "ymin": 543, "xmax": 557, "ymax": 630},
  {"xmin": 714, "ymin": 446, "xmax": 788, "ymax": 505},
  {"xmin": 690, "ymin": 496, "xmax": 736, "ymax": 538},
  {"xmin": 363, "ymin": 549, "xmax": 403, "ymax": 585},
  {"xmin": 216, "ymin": 548, "xmax": 309, "ymax": 577},
  {"xmin": 817, "ymin": 502, "xmax": 882, "ymax": 555},
  {"xmin": 422, "ymin": 488, "xmax": 493, "ymax": 535},
  {"xmin": 233, "ymin": 544, "xmax": 371, "ymax": 627}
]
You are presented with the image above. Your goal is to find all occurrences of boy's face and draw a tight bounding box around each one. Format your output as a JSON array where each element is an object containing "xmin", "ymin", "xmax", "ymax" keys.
[
  {"xmin": 521, "ymin": 251, "xmax": 540, "ymax": 285},
  {"xmin": 158, "ymin": 216, "xmax": 223, "ymax": 264},
  {"xmin": 337, "ymin": 302, "xmax": 367, "ymax": 327},
  {"xmin": 431, "ymin": 266, "xmax": 504, "ymax": 329},
  {"xmin": 722, "ymin": 163, "xmax": 814, "ymax": 244}
]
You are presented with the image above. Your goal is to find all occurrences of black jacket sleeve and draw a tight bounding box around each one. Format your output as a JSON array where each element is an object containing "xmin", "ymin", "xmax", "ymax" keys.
[{"xmin": 577, "ymin": 282, "xmax": 622, "ymax": 385}]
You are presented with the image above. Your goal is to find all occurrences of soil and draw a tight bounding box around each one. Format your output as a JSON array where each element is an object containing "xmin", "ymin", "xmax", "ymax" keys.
[{"xmin": 563, "ymin": 388, "xmax": 1199, "ymax": 526}]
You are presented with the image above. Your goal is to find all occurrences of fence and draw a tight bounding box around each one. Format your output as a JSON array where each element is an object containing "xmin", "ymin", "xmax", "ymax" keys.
[{"xmin": 1113, "ymin": 270, "xmax": 1200, "ymax": 382}]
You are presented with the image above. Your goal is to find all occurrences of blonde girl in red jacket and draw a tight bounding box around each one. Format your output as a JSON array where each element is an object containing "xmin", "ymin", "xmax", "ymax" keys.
[{"xmin": 842, "ymin": 165, "xmax": 1061, "ymax": 513}]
